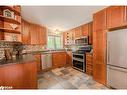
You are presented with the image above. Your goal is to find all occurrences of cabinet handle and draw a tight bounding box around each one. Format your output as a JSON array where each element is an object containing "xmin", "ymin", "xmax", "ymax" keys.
[
  {"xmin": 124, "ymin": 6, "xmax": 126, "ymax": 22},
  {"xmin": 109, "ymin": 66, "xmax": 127, "ymax": 73}
]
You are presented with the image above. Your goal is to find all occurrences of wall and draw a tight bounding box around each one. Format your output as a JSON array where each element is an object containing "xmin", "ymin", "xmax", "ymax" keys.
[{"xmin": 0, "ymin": 41, "xmax": 46, "ymax": 60}]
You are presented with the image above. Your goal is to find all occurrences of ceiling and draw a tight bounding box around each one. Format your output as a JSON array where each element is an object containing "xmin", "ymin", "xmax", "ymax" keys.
[{"xmin": 21, "ymin": 6, "xmax": 106, "ymax": 31}]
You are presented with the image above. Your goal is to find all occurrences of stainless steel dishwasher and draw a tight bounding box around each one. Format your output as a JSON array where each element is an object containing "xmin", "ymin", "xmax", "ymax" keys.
[{"xmin": 41, "ymin": 53, "xmax": 52, "ymax": 70}]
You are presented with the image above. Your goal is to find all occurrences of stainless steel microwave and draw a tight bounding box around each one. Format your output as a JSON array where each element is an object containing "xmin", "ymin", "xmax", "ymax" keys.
[{"xmin": 75, "ymin": 37, "xmax": 88, "ymax": 45}]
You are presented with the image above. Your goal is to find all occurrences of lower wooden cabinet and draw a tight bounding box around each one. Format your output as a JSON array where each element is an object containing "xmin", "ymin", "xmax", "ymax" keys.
[
  {"xmin": 93, "ymin": 63, "xmax": 106, "ymax": 85},
  {"xmin": 34, "ymin": 54, "xmax": 41, "ymax": 72},
  {"xmin": 52, "ymin": 52, "xmax": 66, "ymax": 68},
  {"xmin": 86, "ymin": 53, "xmax": 93, "ymax": 75},
  {"xmin": 0, "ymin": 61, "xmax": 37, "ymax": 89},
  {"xmin": 66, "ymin": 51, "xmax": 72, "ymax": 66}
]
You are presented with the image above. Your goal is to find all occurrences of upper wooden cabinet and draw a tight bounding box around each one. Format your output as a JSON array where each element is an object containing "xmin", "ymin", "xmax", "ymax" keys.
[
  {"xmin": 74, "ymin": 26, "xmax": 82, "ymax": 39},
  {"xmin": 39, "ymin": 26, "xmax": 47, "ymax": 45},
  {"xmin": 30, "ymin": 23, "xmax": 38, "ymax": 44},
  {"xmin": 106, "ymin": 6, "xmax": 127, "ymax": 30},
  {"xmin": 82, "ymin": 23, "xmax": 89, "ymax": 36},
  {"xmin": 21, "ymin": 19, "xmax": 47, "ymax": 45},
  {"xmin": 30, "ymin": 24, "xmax": 47, "ymax": 45},
  {"xmin": 21, "ymin": 19, "xmax": 30, "ymax": 44},
  {"xmin": 88, "ymin": 22, "xmax": 93, "ymax": 45},
  {"xmin": 93, "ymin": 9, "xmax": 107, "ymax": 32}
]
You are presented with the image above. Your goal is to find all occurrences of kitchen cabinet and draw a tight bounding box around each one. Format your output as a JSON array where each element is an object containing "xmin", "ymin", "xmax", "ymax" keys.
[
  {"xmin": 88, "ymin": 22, "xmax": 93, "ymax": 44},
  {"xmin": 30, "ymin": 23, "xmax": 39, "ymax": 44},
  {"xmin": 21, "ymin": 19, "xmax": 47, "ymax": 45},
  {"xmin": 74, "ymin": 26, "xmax": 82, "ymax": 39},
  {"xmin": 82, "ymin": 23, "xmax": 89, "ymax": 36},
  {"xmin": 30, "ymin": 24, "xmax": 47, "ymax": 45},
  {"xmin": 86, "ymin": 53, "xmax": 93, "ymax": 75},
  {"xmin": 93, "ymin": 9, "xmax": 107, "ymax": 32},
  {"xmin": 66, "ymin": 51, "xmax": 72, "ymax": 66},
  {"xmin": 39, "ymin": 26, "xmax": 47, "ymax": 45},
  {"xmin": 0, "ymin": 61, "xmax": 37, "ymax": 89},
  {"xmin": 21, "ymin": 19, "xmax": 30, "ymax": 44},
  {"xmin": 93, "ymin": 29, "xmax": 107, "ymax": 85},
  {"xmin": 82, "ymin": 22, "xmax": 93, "ymax": 44},
  {"xmin": 34, "ymin": 54, "xmax": 41, "ymax": 72},
  {"xmin": 107, "ymin": 6, "xmax": 127, "ymax": 30},
  {"xmin": 52, "ymin": 52, "xmax": 66, "ymax": 68}
]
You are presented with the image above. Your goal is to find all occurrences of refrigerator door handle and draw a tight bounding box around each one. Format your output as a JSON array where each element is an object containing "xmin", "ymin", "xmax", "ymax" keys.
[
  {"xmin": 108, "ymin": 66, "xmax": 127, "ymax": 73},
  {"xmin": 107, "ymin": 41, "xmax": 110, "ymax": 63}
]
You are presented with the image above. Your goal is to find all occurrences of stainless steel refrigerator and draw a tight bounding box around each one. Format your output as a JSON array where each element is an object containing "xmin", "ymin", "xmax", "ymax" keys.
[{"xmin": 107, "ymin": 28, "xmax": 127, "ymax": 89}]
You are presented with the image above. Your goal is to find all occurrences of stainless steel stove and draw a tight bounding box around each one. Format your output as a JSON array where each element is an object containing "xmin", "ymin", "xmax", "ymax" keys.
[{"xmin": 72, "ymin": 45, "xmax": 92, "ymax": 72}]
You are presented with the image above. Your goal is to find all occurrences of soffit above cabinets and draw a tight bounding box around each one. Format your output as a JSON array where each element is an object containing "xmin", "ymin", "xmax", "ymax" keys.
[{"xmin": 21, "ymin": 6, "xmax": 107, "ymax": 31}]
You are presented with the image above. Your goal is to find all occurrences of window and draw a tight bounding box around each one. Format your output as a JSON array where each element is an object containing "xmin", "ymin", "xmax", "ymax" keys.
[{"xmin": 47, "ymin": 35, "xmax": 62, "ymax": 49}]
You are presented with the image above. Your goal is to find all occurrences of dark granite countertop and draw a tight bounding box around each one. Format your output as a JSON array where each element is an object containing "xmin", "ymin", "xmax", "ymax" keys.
[
  {"xmin": 0, "ymin": 54, "xmax": 35, "ymax": 66},
  {"xmin": 22, "ymin": 49, "xmax": 71, "ymax": 55}
]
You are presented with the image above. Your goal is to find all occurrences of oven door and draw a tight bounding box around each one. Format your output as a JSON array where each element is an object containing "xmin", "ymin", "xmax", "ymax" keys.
[{"xmin": 72, "ymin": 53, "xmax": 85, "ymax": 72}]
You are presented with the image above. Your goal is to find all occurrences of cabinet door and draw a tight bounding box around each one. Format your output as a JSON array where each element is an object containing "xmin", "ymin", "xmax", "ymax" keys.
[
  {"xmin": 88, "ymin": 22, "xmax": 93, "ymax": 45},
  {"xmin": 93, "ymin": 29, "xmax": 106, "ymax": 85},
  {"xmin": 93, "ymin": 9, "xmax": 107, "ymax": 32},
  {"xmin": 34, "ymin": 54, "xmax": 41, "ymax": 72},
  {"xmin": 74, "ymin": 27, "xmax": 82, "ymax": 39},
  {"xmin": 30, "ymin": 24, "xmax": 39, "ymax": 44},
  {"xmin": 66, "ymin": 51, "xmax": 72, "ymax": 66},
  {"xmin": 21, "ymin": 19, "xmax": 30, "ymax": 44},
  {"xmin": 40, "ymin": 27, "xmax": 47, "ymax": 45},
  {"xmin": 82, "ymin": 24, "xmax": 89, "ymax": 36},
  {"xmin": 52, "ymin": 52, "xmax": 66, "ymax": 68},
  {"xmin": 107, "ymin": 6, "xmax": 126, "ymax": 29}
]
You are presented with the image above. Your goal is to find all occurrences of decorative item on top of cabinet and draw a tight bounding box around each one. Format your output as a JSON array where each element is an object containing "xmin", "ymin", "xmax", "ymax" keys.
[
  {"xmin": 106, "ymin": 6, "xmax": 127, "ymax": 30},
  {"xmin": 63, "ymin": 30, "xmax": 74, "ymax": 46},
  {"xmin": 0, "ymin": 6, "xmax": 21, "ymax": 41},
  {"xmin": 86, "ymin": 53, "xmax": 93, "ymax": 75},
  {"xmin": 93, "ymin": 9, "xmax": 107, "ymax": 32}
]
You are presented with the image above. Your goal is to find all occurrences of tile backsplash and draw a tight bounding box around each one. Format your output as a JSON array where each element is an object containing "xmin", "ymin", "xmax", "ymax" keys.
[
  {"xmin": 22, "ymin": 45, "xmax": 46, "ymax": 53},
  {"xmin": 0, "ymin": 41, "xmax": 46, "ymax": 60}
]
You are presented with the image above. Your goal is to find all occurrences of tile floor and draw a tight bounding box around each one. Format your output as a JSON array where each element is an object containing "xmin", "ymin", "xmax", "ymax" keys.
[{"xmin": 38, "ymin": 67, "xmax": 108, "ymax": 89}]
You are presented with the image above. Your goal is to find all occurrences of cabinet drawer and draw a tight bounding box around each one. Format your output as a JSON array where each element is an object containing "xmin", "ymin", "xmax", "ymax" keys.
[
  {"xmin": 86, "ymin": 59, "xmax": 92, "ymax": 63},
  {"xmin": 86, "ymin": 64, "xmax": 93, "ymax": 70},
  {"xmin": 86, "ymin": 69, "xmax": 93, "ymax": 75}
]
